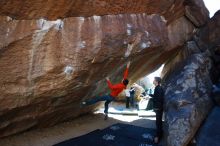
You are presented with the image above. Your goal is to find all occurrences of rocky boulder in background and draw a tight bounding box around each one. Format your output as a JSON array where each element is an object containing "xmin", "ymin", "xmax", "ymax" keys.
[
  {"xmin": 163, "ymin": 52, "xmax": 213, "ymax": 146},
  {"xmin": 194, "ymin": 10, "xmax": 220, "ymax": 83},
  {"xmin": 0, "ymin": 13, "xmax": 172, "ymax": 138},
  {"xmin": 195, "ymin": 10, "xmax": 220, "ymax": 51},
  {"xmin": 161, "ymin": 9, "xmax": 220, "ymax": 146}
]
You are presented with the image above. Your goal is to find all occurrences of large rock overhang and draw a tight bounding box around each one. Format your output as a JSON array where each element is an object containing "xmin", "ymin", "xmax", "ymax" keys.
[{"xmin": 0, "ymin": 0, "xmax": 209, "ymax": 138}]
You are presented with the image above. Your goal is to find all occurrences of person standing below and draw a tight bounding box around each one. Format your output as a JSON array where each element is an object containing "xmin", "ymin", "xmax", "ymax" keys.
[
  {"xmin": 125, "ymin": 86, "xmax": 135, "ymax": 108},
  {"xmin": 149, "ymin": 77, "xmax": 164, "ymax": 144},
  {"xmin": 125, "ymin": 88, "xmax": 131, "ymax": 108},
  {"xmin": 81, "ymin": 61, "xmax": 131, "ymax": 120},
  {"xmin": 129, "ymin": 86, "xmax": 135, "ymax": 107}
]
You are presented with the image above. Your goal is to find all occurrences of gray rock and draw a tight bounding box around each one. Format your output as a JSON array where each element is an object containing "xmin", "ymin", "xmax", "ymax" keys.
[
  {"xmin": 196, "ymin": 107, "xmax": 220, "ymax": 146},
  {"xmin": 164, "ymin": 53, "xmax": 214, "ymax": 146}
]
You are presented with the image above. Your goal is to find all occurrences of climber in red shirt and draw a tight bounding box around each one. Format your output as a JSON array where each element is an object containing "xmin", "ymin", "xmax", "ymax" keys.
[{"xmin": 81, "ymin": 61, "xmax": 130, "ymax": 120}]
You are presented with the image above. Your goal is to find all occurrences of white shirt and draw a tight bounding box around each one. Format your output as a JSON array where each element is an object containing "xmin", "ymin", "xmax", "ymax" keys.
[{"xmin": 125, "ymin": 89, "xmax": 130, "ymax": 97}]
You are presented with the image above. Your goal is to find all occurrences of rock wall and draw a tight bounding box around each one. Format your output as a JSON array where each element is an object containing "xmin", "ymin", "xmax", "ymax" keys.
[
  {"xmin": 163, "ymin": 52, "xmax": 213, "ymax": 146},
  {"xmin": 195, "ymin": 10, "xmax": 220, "ymax": 83},
  {"xmin": 162, "ymin": 10, "xmax": 220, "ymax": 146},
  {"xmin": 0, "ymin": 0, "xmax": 207, "ymax": 23},
  {"xmin": 193, "ymin": 11, "xmax": 220, "ymax": 146},
  {"xmin": 0, "ymin": 0, "xmax": 209, "ymax": 138}
]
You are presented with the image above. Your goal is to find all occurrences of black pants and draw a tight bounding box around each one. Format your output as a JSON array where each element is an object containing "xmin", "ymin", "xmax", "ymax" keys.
[
  {"xmin": 155, "ymin": 109, "xmax": 163, "ymax": 139},
  {"xmin": 126, "ymin": 95, "xmax": 135, "ymax": 108},
  {"xmin": 126, "ymin": 97, "xmax": 130, "ymax": 108}
]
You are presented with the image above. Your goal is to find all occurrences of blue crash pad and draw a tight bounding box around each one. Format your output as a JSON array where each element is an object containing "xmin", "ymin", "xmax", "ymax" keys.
[{"xmin": 54, "ymin": 123, "xmax": 161, "ymax": 146}]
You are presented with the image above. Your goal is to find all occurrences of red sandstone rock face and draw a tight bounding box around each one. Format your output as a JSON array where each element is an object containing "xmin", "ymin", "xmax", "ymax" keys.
[
  {"xmin": 0, "ymin": 0, "xmax": 179, "ymax": 21},
  {"xmin": 0, "ymin": 0, "xmax": 209, "ymax": 26},
  {"xmin": 0, "ymin": 0, "xmax": 209, "ymax": 138}
]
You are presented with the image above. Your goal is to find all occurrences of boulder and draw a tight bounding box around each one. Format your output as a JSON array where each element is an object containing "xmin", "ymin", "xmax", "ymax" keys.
[
  {"xmin": 184, "ymin": 0, "xmax": 209, "ymax": 27},
  {"xmin": 194, "ymin": 10, "xmax": 220, "ymax": 84},
  {"xmin": 0, "ymin": 0, "xmax": 188, "ymax": 22},
  {"xmin": 0, "ymin": 0, "xmax": 210, "ymax": 138},
  {"xmin": 0, "ymin": 12, "xmax": 173, "ymax": 138},
  {"xmin": 161, "ymin": 40, "xmax": 202, "ymax": 79},
  {"xmin": 0, "ymin": 0, "xmax": 209, "ymax": 26},
  {"xmin": 195, "ymin": 10, "xmax": 220, "ymax": 52},
  {"xmin": 166, "ymin": 16, "xmax": 194, "ymax": 50},
  {"xmin": 164, "ymin": 53, "xmax": 214, "ymax": 146}
]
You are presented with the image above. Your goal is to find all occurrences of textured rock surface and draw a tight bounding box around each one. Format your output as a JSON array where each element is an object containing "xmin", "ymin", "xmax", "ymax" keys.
[
  {"xmin": 0, "ymin": 0, "xmax": 210, "ymax": 138},
  {"xmin": 0, "ymin": 0, "xmax": 179, "ymax": 20},
  {"xmin": 163, "ymin": 53, "xmax": 213, "ymax": 146},
  {"xmin": 166, "ymin": 16, "xmax": 194, "ymax": 50},
  {"xmin": 0, "ymin": 0, "xmax": 209, "ymax": 26},
  {"xmin": 195, "ymin": 10, "xmax": 220, "ymax": 50},
  {"xmin": 161, "ymin": 9, "xmax": 220, "ymax": 146},
  {"xmin": 161, "ymin": 40, "xmax": 202, "ymax": 79},
  {"xmin": 0, "ymin": 13, "xmax": 173, "ymax": 138},
  {"xmin": 196, "ymin": 107, "xmax": 220, "ymax": 146},
  {"xmin": 184, "ymin": 0, "xmax": 209, "ymax": 27},
  {"xmin": 0, "ymin": 0, "xmax": 195, "ymax": 22},
  {"xmin": 195, "ymin": 10, "xmax": 220, "ymax": 84}
]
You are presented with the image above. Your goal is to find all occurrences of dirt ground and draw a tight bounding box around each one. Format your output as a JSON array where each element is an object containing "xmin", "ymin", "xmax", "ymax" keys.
[{"xmin": 0, "ymin": 104, "xmax": 156, "ymax": 146}]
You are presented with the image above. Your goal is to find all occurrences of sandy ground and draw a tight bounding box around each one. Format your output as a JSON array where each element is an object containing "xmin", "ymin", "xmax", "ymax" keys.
[{"xmin": 0, "ymin": 103, "xmax": 157, "ymax": 146}]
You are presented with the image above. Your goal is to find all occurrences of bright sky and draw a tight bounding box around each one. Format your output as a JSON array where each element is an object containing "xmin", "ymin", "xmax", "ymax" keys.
[
  {"xmin": 203, "ymin": 0, "xmax": 220, "ymax": 17},
  {"xmin": 147, "ymin": 64, "xmax": 164, "ymax": 84}
]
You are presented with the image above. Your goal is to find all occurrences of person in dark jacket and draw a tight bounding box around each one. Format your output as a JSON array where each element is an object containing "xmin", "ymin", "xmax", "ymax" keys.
[
  {"xmin": 149, "ymin": 77, "xmax": 164, "ymax": 144},
  {"xmin": 129, "ymin": 86, "xmax": 135, "ymax": 107},
  {"xmin": 125, "ymin": 86, "xmax": 135, "ymax": 108}
]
